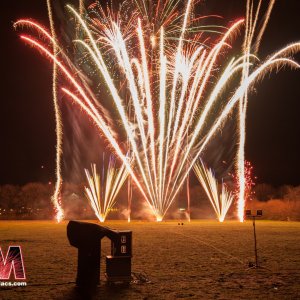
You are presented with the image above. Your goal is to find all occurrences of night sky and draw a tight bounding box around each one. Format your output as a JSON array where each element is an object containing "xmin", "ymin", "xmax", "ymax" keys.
[{"xmin": 1, "ymin": 0, "xmax": 300, "ymax": 186}]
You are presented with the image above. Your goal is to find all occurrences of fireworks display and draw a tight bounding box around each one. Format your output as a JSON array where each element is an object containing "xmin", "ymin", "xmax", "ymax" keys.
[
  {"xmin": 193, "ymin": 160, "xmax": 234, "ymax": 222},
  {"xmin": 84, "ymin": 155, "xmax": 129, "ymax": 222},
  {"xmin": 15, "ymin": 0, "xmax": 300, "ymax": 222}
]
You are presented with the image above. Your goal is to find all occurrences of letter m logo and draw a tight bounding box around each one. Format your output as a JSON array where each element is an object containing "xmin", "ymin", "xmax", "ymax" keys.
[{"xmin": 0, "ymin": 246, "xmax": 26, "ymax": 280}]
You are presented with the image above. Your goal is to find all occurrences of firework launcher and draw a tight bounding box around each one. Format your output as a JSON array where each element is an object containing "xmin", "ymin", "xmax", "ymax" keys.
[
  {"xmin": 67, "ymin": 220, "xmax": 132, "ymax": 289},
  {"xmin": 105, "ymin": 230, "xmax": 132, "ymax": 285},
  {"xmin": 245, "ymin": 210, "xmax": 263, "ymax": 268}
]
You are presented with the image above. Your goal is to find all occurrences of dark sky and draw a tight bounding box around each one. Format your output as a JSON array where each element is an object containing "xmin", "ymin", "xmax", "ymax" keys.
[{"xmin": 0, "ymin": 0, "xmax": 300, "ymax": 186}]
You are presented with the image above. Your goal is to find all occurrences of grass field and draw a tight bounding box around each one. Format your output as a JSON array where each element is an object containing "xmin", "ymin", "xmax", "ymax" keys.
[{"xmin": 0, "ymin": 220, "xmax": 299, "ymax": 299}]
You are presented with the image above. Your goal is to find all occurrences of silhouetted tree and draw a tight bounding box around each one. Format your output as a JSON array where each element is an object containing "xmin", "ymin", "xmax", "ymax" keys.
[
  {"xmin": 254, "ymin": 183, "xmax": 276, "ymax": 201},
  {"xmin": 0, "ymin": 184, "xmax": 20, "ymax": 209},
  {"xmin": 20, "ymin": 183, "xmax": 52, "ymax": 209}
]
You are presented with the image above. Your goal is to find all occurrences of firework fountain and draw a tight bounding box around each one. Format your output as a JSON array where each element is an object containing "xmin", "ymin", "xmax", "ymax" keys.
[
  {"xmin": 237, "ymin": 0, "xmax": 276, "ymax": 222},
  {"xmin": 84, "ymin": 155, "xmax": 129, "ymax": 222},
  {"xmin": 193, "ymin": 160, "xmax": 234, "ymax": 222},
  {"xmin": 15, "ymin": 0, "xmax": 300, "ymax": 222}
]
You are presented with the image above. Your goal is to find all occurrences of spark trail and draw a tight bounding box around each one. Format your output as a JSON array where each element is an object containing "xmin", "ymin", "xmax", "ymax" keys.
[{"xmin": 46, "ymin": 0, "xmax": 64, "ymax": 222}]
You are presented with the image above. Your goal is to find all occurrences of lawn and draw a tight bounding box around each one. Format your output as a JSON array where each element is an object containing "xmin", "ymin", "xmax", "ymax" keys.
[{"xmin": 0, "ymin": 220, "xmax": 299, "ymax": 299}]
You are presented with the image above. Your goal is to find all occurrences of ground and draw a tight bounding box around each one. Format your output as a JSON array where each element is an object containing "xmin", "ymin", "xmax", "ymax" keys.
[{"xmin": 0, "ymin": 220, "xmax": 299, "ymax": 299}]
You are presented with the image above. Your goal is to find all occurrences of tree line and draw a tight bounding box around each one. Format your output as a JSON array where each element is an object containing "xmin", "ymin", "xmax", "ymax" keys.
[{"xmin": 0, "ymin": 182, "xmax": 299, "ymax": 220}]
